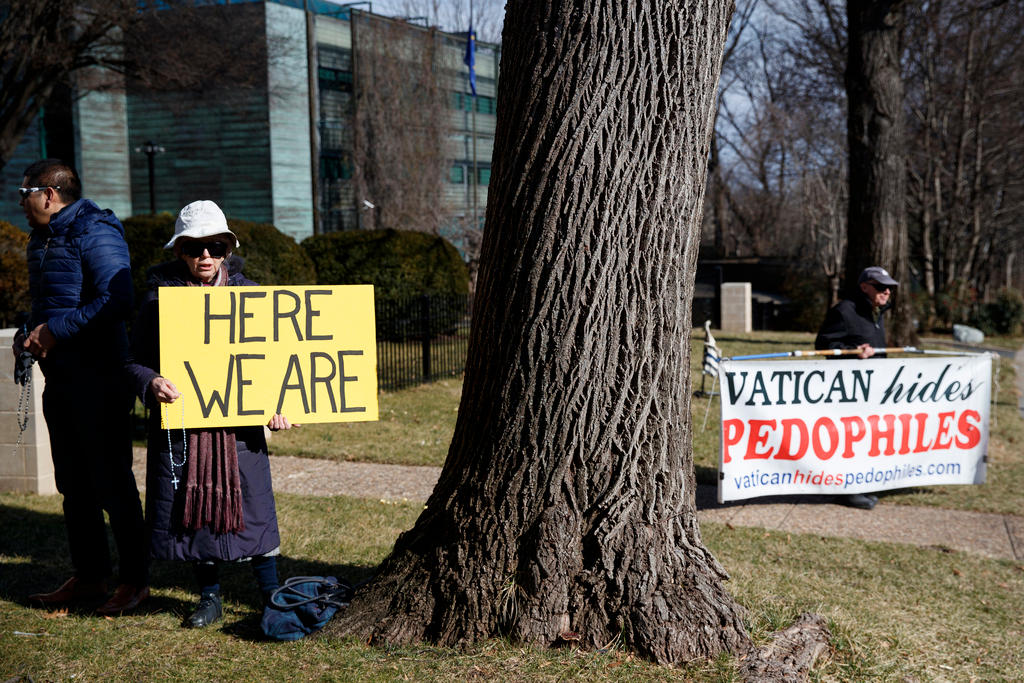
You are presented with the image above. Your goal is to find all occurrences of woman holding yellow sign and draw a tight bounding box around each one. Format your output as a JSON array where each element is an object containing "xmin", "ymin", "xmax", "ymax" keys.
[{"xmin": 126, "ymin": 200, "xmax": 293, "ymax": 629}]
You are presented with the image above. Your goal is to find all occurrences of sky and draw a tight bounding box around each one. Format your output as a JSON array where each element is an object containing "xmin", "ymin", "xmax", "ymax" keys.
[{"xmin": 323, "ymin": 0, "xmax": 505, "ymax": 43}]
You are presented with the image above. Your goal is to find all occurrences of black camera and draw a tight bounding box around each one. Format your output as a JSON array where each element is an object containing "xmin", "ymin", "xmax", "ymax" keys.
[{"xmin": 14, "ymin": 350, "xmax": 34, "ymax": 386}]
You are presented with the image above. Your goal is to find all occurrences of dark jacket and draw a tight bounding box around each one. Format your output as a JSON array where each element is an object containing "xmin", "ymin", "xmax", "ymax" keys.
[
  {"xmin": 26, "ymin": 198, "xmax": 132, "ymax": 380},
  {"xmin": 127, "ymin": 259, "xmax": 280, "ymax": 562},
  {"xmin": 815, "ymin": 290, "xmax": 890, "ymax": 356}
]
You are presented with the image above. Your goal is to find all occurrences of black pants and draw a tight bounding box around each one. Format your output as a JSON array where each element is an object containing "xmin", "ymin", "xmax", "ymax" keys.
[{"xmin": 42, "ymin": 377, "xmax": 147, "ymax": 585}]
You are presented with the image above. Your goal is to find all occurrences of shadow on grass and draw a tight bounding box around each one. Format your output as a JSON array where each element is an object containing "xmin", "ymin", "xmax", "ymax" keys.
[
  {"xmin": 694, "ymin": 482, "xmax": 905, "ymax": 510},
  {"xmin": 0, "ymin": 502, "xmax": 373, "ymax": 639}
]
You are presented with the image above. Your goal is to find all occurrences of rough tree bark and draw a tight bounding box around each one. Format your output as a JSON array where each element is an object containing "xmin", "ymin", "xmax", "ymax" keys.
[
  {"xmin": 844, "ymin": 0, "xmax": 917, "ymax": 344},
  {"xmin": 329, "ymin": 0, "xmax": 753, "ymax": 665}
]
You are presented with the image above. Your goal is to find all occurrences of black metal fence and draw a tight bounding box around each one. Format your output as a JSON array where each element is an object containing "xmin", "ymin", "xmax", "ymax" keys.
[{"xmin": 375, "ymin": 294, "xmax": 472, "ymax": 391}]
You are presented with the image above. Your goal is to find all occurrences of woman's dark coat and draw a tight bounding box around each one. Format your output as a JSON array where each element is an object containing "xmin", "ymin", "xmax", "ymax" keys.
[{"xmin": 126, "ymin": 259, "xmax": 280, "ymax": 562}]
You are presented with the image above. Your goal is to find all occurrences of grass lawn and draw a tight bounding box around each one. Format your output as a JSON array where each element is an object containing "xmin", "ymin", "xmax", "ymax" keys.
[
  {"xmin": 6, "ymin": 330, "xmax": 1020, "ymax": 680},
  {"xmin": 272, "ymin": 330, "xmax": 1024, "ymax": 515},
  {"xmin": 1, "ymin": 491, "xmax": 1021, "ymax": 681},
  {"xmin": 269, "ymin": 377, "xmax": 462, "ymax": 467}
]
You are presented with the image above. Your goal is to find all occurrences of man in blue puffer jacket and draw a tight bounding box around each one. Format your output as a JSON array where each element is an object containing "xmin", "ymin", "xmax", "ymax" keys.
[{"xmin": 13, "ymin": 159, "xmax": 148, "ymax": 614}]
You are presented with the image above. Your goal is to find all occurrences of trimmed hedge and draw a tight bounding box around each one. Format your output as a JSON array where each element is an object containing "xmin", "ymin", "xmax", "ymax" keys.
[
  {"xmin": 0, "ymin": 220, "xmax": 29, "ymax": 328},
  {"xmin": 302, "ymin": 229, "xmax": 469, "ymax": 341},
  {"xmin": 301, "ymin": 228, "xmax": 468, "ymax": 298},
  {"xmin": 122, "ymin": 214, "xmax": 316, "ymax": 306},
  {"xmin": 122, "ymin": 214, "xmax": 175, "ymax": 307},
  {"xmin": 229, "ymin": 220, "xmax": 317, "ymax": 287}
]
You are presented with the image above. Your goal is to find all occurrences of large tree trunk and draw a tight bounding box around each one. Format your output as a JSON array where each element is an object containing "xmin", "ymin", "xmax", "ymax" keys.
[
  {"xmin": 330, "ymin": 0, "xmax": 751, "ymax": 665},
  {"xmin": 844, "ymin": 0, "xmax": 917, "ymax": 345}
]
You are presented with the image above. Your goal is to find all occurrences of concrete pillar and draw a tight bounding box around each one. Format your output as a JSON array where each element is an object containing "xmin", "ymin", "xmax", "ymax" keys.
[
  {"xmin": 0, "ymin": 329, "xmax": 55, "ymax": 494},
  {"xmin": 720, "ymin": 282, "xmax": 752, "ymax": 333}
]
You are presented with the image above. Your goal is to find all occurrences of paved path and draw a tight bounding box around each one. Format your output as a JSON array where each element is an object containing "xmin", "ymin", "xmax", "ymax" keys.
[
  {"xmin": 133, "ymin": 452, "xmax": 1024, "ymax": 566},
  {"xmin": 251, "ymin": 456, "xmax": 1024, "ymax": 563},
  {"xmin": 694, "ymin": 487, "xmax": 1023, "ymax": 562}
]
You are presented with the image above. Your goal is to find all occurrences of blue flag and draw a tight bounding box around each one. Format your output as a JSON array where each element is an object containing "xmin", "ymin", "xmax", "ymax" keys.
[{"xmin": 464, "ymin": 27, "xmax": 477, "ymax": 97}]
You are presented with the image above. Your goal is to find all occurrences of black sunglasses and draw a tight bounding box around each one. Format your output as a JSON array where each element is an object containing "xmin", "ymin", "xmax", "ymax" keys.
[
  {"xmin": 867, "ymin": 281, "xmax": 891, "ymax": 292},
  {"xmin": 180, "ymin": 240, "xmax": 229, "ymax": 258}
]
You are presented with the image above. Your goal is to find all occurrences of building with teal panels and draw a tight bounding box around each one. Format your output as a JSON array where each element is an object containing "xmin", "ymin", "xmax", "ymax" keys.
[{"xmin": 0, "ymin": 0, "xmax": 498, "ymax": 245}]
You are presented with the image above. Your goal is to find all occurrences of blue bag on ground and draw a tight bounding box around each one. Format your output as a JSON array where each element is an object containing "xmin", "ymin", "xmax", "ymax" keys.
[{"xmin": 261, "ymin": 576, "xmax": 352, "ymax": 641}]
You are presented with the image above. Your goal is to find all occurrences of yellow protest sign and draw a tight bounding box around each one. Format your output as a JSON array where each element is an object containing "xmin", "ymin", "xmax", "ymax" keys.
[{"xmin": 158, "ymin": 285, "xmax": 378, "ymax": 428}]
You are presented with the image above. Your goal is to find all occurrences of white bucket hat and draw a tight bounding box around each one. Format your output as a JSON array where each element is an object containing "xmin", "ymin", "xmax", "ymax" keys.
[{"xmin": 165, "ymin": 200, "xmax": 240, "ymax": 249}]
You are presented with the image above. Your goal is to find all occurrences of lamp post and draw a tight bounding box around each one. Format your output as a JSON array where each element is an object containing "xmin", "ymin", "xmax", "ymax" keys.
[{"xmin": 134, "ymin": 140, "xmax": 165, "ymax": 214}]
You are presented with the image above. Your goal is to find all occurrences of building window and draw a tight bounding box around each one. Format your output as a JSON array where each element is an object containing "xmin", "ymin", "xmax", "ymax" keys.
[
  {"xmin": 449, "ymin": 165, "xmax": 465, "ymax": 184},
  {"xmin": 322, "ymin": 155, "xmax": 353, "ymax": 180},
  {"xmin": 319, "ymin": 67, "xmax": 353, "ymax": 92},
  {"xmin": 451, "ymin": 92, "xmax": 497, "ymax": 114},
  {"xmin": 476, "ymin": 96, "xmax": 496, "ymax": 115},
  {"xmin": 478, "ymin": 168, "xmax": 490, "ymax": 186}
]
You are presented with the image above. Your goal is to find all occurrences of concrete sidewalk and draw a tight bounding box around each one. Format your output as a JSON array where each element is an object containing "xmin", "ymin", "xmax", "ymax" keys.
[
  {"xmin": 694, "ymin": 485, "xmax": 1023, "ymax": 562},
  {"xmin": 243, "ymin": 454, "xmax": 1024, "ymax": 564}
]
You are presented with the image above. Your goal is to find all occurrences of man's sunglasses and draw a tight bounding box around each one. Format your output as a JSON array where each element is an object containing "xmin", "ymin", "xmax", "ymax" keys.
[
  {"xmin": 180, "ymin": 241, "xmax": 229, "ymax": 258},
  {"xmin": 18, "ymin": 186, "xmax": 60, "ymax": 198},
  {"xmin": 867, "ymin": 281, "xmax": 891, "ymax": 292}
]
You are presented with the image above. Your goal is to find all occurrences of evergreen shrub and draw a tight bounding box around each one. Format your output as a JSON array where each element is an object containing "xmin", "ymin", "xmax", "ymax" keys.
[
  {"xmin": 123, "ymin": 214, "xmax": 316, "ymax": 307},
  {"xmin": 228, "ymin": 220, "xmax": 316, "ymax": 286},
  {"xmin": 302, "ymin": 229, "xmax": 469, "ymax": 340},
  {"xmin": 779, "ymin": 268, "xmax": 830, "ymax": 332},
  {"xmin": 122, "ymin": 214, "xmax": 174, "ymax": 307},
  {"xmin": 0, "ymin": 220, "xmax": 29, "ymax": 328}
]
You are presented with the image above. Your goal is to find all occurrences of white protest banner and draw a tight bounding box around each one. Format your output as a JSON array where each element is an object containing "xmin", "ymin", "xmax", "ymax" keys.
[
  {"xmin": 717, "ymin": 354, "xmax": 990, "ymax": 503},
  {"xmin": 159, "ymin": 285, "xmax": 378, "ymax": 428}
]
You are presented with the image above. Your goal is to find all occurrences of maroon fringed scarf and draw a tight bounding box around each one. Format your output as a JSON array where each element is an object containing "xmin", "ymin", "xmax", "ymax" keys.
[{"xmin": 181, "ymin": 263, "xmax": 245, "ymax": 533}]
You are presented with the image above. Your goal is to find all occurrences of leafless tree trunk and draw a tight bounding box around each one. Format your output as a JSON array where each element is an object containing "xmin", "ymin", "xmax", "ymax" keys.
[
  {"xmin": 904, "ymin": 1, "xmax": 1024, "ymax": 326},
  {"xmin": 330, "ymin": 0, "xmax": 755, "ymax": 665},
  {"xmin": 352, "ymin": 13, "xmax": 450, "ymax": 234},
  {"xmin": 0, "ymin": 1, "xmax": 279, "ymax": 173},
  {"xmin": 0, "ymin": 0, "xmax": 128, "ymax": 170},
  {"xmin": 844, "ymin": 0, "xmax": 917, "ymax": 344}
]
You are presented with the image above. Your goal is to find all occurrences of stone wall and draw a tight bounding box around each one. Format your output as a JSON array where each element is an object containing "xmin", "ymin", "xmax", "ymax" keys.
[
  {"xmin": 0, "ymin": 329, "xmax": 55, "ymax": 494},
  {"xmin": 720, "ymin": 282, "xmax": 752, "ymax": 333}
]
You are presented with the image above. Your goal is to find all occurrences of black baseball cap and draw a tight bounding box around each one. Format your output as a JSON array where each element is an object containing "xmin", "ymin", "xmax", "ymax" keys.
[{"xmin": 858, "ymin": 266, "xmax": 898, "ymax": 287}]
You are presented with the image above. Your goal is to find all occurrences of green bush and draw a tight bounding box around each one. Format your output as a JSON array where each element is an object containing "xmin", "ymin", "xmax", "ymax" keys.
[
  {"xmin": 0, "ymin": 220, "xmax": 29, "ymax": 328},
  {"xmin": 122, "ymin": 213, "xmax": 175, "ymax": 307},
  {"xmin": 302, "ymin": 229, "xmax": 468, "ymax": 297},
  {"xmin": 228, "ymin": 220, "xmax": 316, "ymax": 287},
  {"xmin": 779, "ymin": 268, "xmax": 831, "ymax": 333},
  {"xmin": 123, "ymin": 214, "xmax": 316, "ymax": 306},
  {"xmin": 972, "ymin": 288, "xmax": 1024, "ymax": 336},
  {"xmin": 302, "ymin": 229, "xmax": 469, "ymax": 341}
]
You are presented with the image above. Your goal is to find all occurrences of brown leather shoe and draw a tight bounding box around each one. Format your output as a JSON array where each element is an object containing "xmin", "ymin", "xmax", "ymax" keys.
[
  {"xmin": 96, "ymin": 584, "xmax": 150, "ymax": 616},
  {"xmin": 29, "ymin": 577, "xmax": 107, "ymax": 605}
]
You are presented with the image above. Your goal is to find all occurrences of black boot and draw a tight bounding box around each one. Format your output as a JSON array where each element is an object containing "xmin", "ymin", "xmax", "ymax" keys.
[
  {"xmin": 844, "ymin": 493, "xmax": 878, "ymax": 510},
  {"xmin": 186, "ymin": 592, "xmax": 223, "ymax": 628}
]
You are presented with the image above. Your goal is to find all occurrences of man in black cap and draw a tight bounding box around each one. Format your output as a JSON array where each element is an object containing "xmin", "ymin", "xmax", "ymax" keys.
[{"xmin": 815, "ymin": 265, "xmax": 899, "ymax": 509}]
